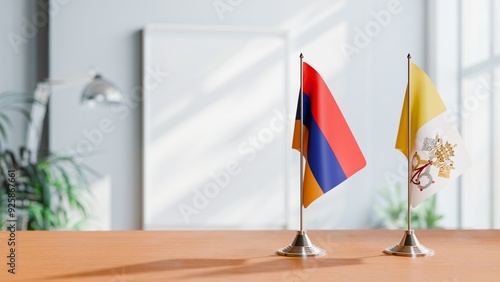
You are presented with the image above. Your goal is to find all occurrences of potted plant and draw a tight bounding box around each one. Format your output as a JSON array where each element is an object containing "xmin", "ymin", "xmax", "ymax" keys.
[{"xmin": 0, "ymin": 92, "xmax": 94, "ymax": 230}]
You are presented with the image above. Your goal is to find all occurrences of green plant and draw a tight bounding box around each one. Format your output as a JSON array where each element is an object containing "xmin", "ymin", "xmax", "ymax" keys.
[
  {"xmin": 0, "ymin": 148, "xmax": 93, "ymax": 230},
  {"xmin": 0, "ymin": 92, "xmax": 35, "ymax": 148},
  {"xmin": 0, "ymin": 92, "xmax": 94, "ymax": 230},
  {"xmin": 373, "ymin": 182, "xmax": 444, "ymax": 229}
]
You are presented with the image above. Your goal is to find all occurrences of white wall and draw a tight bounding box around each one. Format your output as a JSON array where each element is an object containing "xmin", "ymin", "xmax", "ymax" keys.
[
  {"xmin": 0, "ymin": 0, "xmax": 38, "ymax": 150},
  {"xmin": 49, "ymin": 0, "xmax": 426, "ymax": 230}
]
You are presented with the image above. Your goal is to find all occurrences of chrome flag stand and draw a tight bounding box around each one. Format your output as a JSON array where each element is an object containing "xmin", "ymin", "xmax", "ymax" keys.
[
  {"xmin": 383, "ymin": 54, "xmax": 434, "ymax": 257},
  {"xmin": 277, "ymin": 53, "xmax": 325, "ymax": 257},
  {"xmin": 277, "ymin": 230, "xmax": 326, "ymax": 257}
]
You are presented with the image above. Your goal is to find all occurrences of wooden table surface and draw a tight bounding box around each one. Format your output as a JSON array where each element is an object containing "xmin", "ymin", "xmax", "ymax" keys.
[{"xmin": 0, "ymin": 230, "xmax": 499, "ymax": 281}]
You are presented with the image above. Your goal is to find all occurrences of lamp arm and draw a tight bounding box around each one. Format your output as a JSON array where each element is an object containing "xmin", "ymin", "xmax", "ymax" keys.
[
  {"xmin": 25, "ymin": 69, "xmax": 120, "ymax": 161},
  {"xmin": 25, "ymin": 69, "xmax": 96, "ymax": 161},
  {"xmin": 43, "ymin": 68, "xmax": 96, "ymax": 90},
  {"xmin": 25, "ymin": 83, "xmax": 51, "ymax": 162}
]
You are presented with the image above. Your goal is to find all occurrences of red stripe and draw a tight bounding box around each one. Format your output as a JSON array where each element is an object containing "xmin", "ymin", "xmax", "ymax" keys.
[{"xmin": 303, "ymin": 62, "xmax": 366, "ymax": 177}]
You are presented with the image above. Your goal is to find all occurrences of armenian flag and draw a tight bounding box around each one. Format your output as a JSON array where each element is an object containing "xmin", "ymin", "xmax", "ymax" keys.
[{"xmin": 293, "ymin": 62, "xmax": 366, "ymax": 208}]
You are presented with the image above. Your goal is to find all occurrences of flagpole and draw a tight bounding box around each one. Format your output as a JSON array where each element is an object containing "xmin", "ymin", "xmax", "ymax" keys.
[
  {"xmin": 407, "ymin": 53, "xmax": 412, "ymax": 232},
  {"xmin": 383, "ymin": 53, "xmax": 434, "ymax": 257},
  {"xmin": 299, "ymin": 53, "xmax": 304, "ymax": 233},
  {"xmin": 277, "ymin": 53, "xmax": 325, "ymax": 257}
]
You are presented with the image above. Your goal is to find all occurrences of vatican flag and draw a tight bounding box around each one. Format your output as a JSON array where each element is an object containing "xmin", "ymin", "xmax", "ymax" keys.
[{"xmin": 395, "ymin": 62, "xmax": 472, "ymax": 207}]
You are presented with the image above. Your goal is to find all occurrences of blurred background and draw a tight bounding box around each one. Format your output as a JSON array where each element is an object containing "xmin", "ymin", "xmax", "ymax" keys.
[{"xmin": 0, "ymin": 0, "xmax": 498, "ymax": 231}]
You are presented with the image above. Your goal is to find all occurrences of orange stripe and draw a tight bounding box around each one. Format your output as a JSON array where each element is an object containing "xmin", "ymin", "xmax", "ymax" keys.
[
  {"xmin": 293, "ymin": 120, "xmax": 322, "ymax": 207},
  {"xmin": 303, "ymin": 163, "xmax": 324, "ymax": 208},
  {"xmin": 292, "ymin": 120, "xmax": 309, "ymax": 157}
]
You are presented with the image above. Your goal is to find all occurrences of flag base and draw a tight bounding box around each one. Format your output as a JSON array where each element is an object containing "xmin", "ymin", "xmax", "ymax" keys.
[
  {"xmin": 383, "ymin": 230, "xmax": 434, "ymax": 257},
  {"xmin": 277, "ymin": 230, "xmax": 326, "ymax": 257}
]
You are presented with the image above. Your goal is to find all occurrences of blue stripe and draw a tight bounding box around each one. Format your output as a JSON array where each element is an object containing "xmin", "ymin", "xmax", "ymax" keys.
[
  {"xmin": 296, "ymin": 93, "xmax": 347, "ymax": 193},
  {"xmin": 295, "ymin": 92, "xmax": 312, "ymax": 126}
]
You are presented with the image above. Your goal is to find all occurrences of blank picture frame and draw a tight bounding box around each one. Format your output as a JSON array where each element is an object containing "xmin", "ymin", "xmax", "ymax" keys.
[{"xmin": 142, "ymin": 24, "xmax": 291, "ymax": 230}]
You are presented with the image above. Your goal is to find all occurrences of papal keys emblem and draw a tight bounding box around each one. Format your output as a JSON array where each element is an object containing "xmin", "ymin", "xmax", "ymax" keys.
[{"xmin": 411, "ymin": 134, "xmax": 457, "ymax": 191}]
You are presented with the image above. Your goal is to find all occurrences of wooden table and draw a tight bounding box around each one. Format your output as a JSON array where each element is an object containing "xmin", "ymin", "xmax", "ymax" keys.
[{"xmin": 0, "ymin": 230, "xmax": 499, "ymax": 281}]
